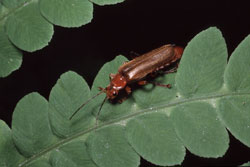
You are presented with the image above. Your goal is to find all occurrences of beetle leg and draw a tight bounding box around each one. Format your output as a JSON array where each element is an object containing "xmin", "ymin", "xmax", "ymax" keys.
[
  {"xmin": 176, "ymin": 62, "xmax": 180, "ymax": 68},
  {"xmin": 125, "ymin": 86, "xmax": 131, "ymax": 94},
  {"xmin": 117, "ymin": 86, "xmax": 131, "ymax": 103},
  {"xmin": 118, "ymin": 97, "xmax": 126, "ymax": 103},
  {"xmin": 163, "ymin": 68, "xmax": 177, "ymax": 74},
  {"xmin": 138, "ymin": 80, "xmax": 171, "ymax": 88},
  {"xmin": 146, "ymin": 81, "xmax": 171, "ymax": 88},
  {"xmin": 137, "ymin": 80, "xmax": 148, "ymax": 85},
  {"xmin": 151, "ymin": 82, "xmax": 171, "ymax": 88}
]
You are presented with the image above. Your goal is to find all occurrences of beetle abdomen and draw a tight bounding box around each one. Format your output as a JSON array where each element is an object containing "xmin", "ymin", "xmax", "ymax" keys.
[{"xmin": 119, "ymin": 44, "xmax": 178, "ymax": 82}]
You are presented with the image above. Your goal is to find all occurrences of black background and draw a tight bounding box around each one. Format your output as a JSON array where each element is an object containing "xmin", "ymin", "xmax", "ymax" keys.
[{"xmin": 1, "ymin": 0, "xmax": 250, "ymax": 166}]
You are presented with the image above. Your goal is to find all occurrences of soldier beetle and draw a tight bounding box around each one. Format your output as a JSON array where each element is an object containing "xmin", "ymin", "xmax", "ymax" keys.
[{"xmin": 69, "ymin": 44, "xmax": 183, "ymax": 121}]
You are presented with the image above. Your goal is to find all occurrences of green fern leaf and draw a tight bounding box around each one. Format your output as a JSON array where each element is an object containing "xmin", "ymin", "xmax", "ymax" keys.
[
  {"xmin": 0, "ymin": 27, "xmax": 22, "ymax": 77},
  {"xmin": 241, "ymin": 161, "xmax": 250, "ymax": 166},
  {"xmin": 126, "ymin": 113, "xmax": 185, "ymax": 166},
  {"xmin": 1, "ymin": 0, "xmax": 28, "ymax": 9},
  {"xmin": 49, "ymin": 71, "xmax": 93, "ymax": 137},
  {"xmin": 5, "ymin": 2, "xmax": 54, "ymax": 52},
  {"xmin": 0, "ymin": 120, "xmax": 25, "ymax": 166},
  {"xmin": 1, "ymin": 27, "xmax": 250, "ymax": 166},
  {"xmin": 86, "ymin": 125, "xmax": 140, "ymax": 167},
  {"xmin": 218, "ymin": 35, "xmax": 250, "ymax": 147},
  {"xmin": 39, "ymin": 0, "xmax": 93, "ymax": 28},
  {"xmin": 90, "ymin": 0, "xmax": 125, "ymax": 6},
  {"xmin": 0, "ymin": 0, "xmax": 123, "ymax": 77},
  {"xmin": 12, "ymin": 92, "xmax": 58, "ymax": 157}
]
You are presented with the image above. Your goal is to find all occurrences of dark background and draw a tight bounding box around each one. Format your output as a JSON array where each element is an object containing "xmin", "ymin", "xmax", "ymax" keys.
[{"xmin": 1, "ymin": 0, "xmax": 250, "ymax": 166}]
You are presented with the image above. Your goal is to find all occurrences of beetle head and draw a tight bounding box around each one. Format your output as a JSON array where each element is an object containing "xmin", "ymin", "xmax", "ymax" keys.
[
  {"xmin": 105, "ymin": 73, "xmax": 127, "ymax": 99},
  {"xmin": 106, "ymin": 86, "xmax": 119, "ymax": 99}
]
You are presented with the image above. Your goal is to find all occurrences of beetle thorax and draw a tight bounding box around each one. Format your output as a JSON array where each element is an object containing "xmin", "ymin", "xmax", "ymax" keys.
[{"xmin": 106, "ymin": 73, "xmax": 127, "ymax": 99}]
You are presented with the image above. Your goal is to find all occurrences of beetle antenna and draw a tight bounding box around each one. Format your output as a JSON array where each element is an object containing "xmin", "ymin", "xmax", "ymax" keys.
[
  {"xmin": 95, "ymin": 96, "xmax": 107, "ymax": 126},
  {"xmin": 69, "ymin": 91, "xmax": 105, "ymax": 120}
]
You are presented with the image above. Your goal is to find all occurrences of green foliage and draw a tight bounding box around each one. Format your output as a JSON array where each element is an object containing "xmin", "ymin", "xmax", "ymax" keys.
[
  {"xmin": 170, "ymin": 102, "xmax": 229, "ymax": 158},
  {"xmin": 1, "ymin": 27, "xmax": 250, "ymax": 166},
  {"xmin": 126, "ymin": 113, "xmax": 185, "ymax": 166},
  {"xmin": 39, "ymin": 0, "xmax": 93, "ymax": 28},
  {"xmin": 49, "ymin": 71, "xmax": 93, "ymax": 137},
  {"xmin": 224, "ymin": 35, "xmax": 250, "ymax": 92},
  {"xmin": 86, "ymin": 125, "xmax": 140, "ymax": 167},
  {"xmin": 176, "ymin": 27, "xmax": 227, "ymax": 96},
  {"xmin": 90, "ymin": 0, "xmax": 125, "ymax": 6},
  {"xmin": 12, "ymin": 93, "xmax": 58, "ymax": 157},
  {"xmin": 0, "ymin": 0, "xmax": 124, "ymax": 77},
  {"xmin": 1, "ymin": 0, "xmax": 28, "ymax": 8},
  {"xmin": 49, "ymin": 141, "xmax": 96, "ymax": 167},
  {"xmin": 241, "ymin": 161, "xmax": 250, "ymax": 166},
  {"xmin": 0, "ymin": 121, "xmax": 25, "ymax": 166},
  {"xmin": 5, "ymin": 2, "xmax": 54, "ymax": 52},
  {"xmin": 0, "ymin": 26, "xmax": 22, "ymax": 77}
]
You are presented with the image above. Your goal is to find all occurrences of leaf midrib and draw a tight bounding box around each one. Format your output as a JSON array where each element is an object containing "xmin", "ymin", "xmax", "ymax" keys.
[{"xmin": 19, "ymin": 91, "xmax": 250, "ymax": 166}]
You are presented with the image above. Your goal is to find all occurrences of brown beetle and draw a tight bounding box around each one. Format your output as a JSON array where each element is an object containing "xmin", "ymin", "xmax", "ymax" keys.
[{"xmin": 69, "ymin": 44, "xmax": 183, "ymax": 120}]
